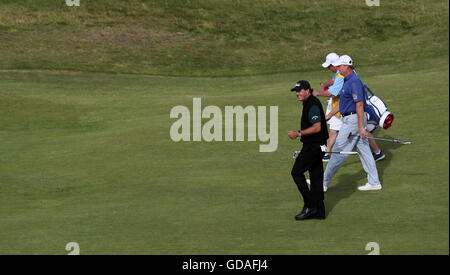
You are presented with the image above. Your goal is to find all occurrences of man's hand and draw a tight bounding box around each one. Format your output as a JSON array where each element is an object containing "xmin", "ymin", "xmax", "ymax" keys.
[
  {"xmin": 324, "ymin": 78, "xmax": 334, "ymax": 88},
  {"xmin": 359, "ymin": 127, "xmax": 367, "ymax": 139},
  {"xmin": 288, "ymin": 131, "xmax": 300, "ymax": 140}
]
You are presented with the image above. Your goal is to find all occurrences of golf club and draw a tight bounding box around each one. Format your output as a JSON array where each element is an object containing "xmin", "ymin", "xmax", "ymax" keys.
[
  {"xmin": 292, "ymin": 150, "xmax": 358, "ymax": 159},
  {"xmin": 349, "ymin": 133, "xmax": 412, "ymax": 145}
]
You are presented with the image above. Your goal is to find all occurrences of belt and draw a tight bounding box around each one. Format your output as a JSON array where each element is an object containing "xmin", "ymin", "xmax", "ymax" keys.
[{"xmin": 341, "ymin": 112, "xmax": 357, "ymax": 117}]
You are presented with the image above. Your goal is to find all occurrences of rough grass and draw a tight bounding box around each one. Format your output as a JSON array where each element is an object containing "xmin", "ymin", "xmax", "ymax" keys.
[{"xmin": 0, "ymin": 0, "xmax": 448, "ymax": 76}]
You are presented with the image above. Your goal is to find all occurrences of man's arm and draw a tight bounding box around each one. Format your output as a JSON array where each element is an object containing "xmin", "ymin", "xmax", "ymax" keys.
[
  {"xmin": 352, "ymin": 80, "xmax": 367, "ymax": 139},
  {"xmin": 356, "ymin": 101, "xmax": 367, "ymax": 138},
  {"xmin": 315, "ymin": 75, "xmax": 344, "ymax": 98},
  {"xmin": 288, "ymin": 122, "xmax": 321, "ymax": 140},
  {"xmin": 302, "ymin": 122, "xmax": 321, "ymax": 135},
  {"xmin": 288, "ymin": 105, "xmax": 322, "ymax": 139},
  {"xmin": 314, "ymin": 87, "xmax": 333, "ymax": 97},
  {"xmin": 328, "ymin": 75, "xmax": 344, "ymax": 96},
  {"xmin": 325, "ymin": 104, "xmax": 339, "ymax": 121},
  {"xmin": 313, "ymin": 78, "xmax": 333, "ymax": 97}
]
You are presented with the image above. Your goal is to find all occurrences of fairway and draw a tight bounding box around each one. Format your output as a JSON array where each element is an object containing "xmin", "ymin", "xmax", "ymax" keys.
[
  {"xmin": 0, "ymin": 0, "xmax": 448, "ymax": 256},
  {"xmin": 0, "ymin": 56, "xmax": 448, "ymax": 254}
]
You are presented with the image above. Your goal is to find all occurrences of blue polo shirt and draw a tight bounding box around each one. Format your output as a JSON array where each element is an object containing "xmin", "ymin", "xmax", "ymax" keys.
[{"xmin": 339, "ymin": 71, "xmax": 368, "ymax": 114}]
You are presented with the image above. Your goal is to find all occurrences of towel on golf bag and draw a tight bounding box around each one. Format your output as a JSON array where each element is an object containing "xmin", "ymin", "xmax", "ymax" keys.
[{"xmin": 364, "ymin": 85, "xmax": 394, "ymax": 132}]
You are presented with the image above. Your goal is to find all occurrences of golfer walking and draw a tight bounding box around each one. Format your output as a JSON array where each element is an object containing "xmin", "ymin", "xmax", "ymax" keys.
[
  {"xmin": 323, "ymin": 55, "xmax": 382, "ymax": 191},
  {"xmin": 288, "ymin": 80, "xmax": 329, "ymax": 220}
]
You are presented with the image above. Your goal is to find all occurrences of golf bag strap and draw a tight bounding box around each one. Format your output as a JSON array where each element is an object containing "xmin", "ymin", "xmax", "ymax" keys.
[{"xmin": 364, "ymin": 85, "xmax": 375, "ymax": 97}]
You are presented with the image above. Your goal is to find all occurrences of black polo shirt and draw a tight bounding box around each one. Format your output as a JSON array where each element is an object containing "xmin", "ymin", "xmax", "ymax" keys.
[{"xmin": 300, "ymin": 95, "xmax": 329, "ymax": 144}]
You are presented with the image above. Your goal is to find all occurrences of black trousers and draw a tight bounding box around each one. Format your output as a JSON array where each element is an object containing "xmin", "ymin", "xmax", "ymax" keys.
[{"xmin": 291, "ymin": 143, "xmax": 325, "ymax": 211}]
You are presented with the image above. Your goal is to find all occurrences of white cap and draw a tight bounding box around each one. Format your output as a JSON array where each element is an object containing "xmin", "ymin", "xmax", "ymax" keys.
[
  {"xmin": 322, "ymin": 53, "xmax": 340, "ymax": 68},
  {"xmin": 338, "ymin": 55, "xmax": 354, "ymax": 66}
]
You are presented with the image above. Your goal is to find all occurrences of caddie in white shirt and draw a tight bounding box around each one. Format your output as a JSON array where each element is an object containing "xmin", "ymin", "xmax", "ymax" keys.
[{"xmin": 313, "ymin": 53, "xmax": 345, "ymax": 162}]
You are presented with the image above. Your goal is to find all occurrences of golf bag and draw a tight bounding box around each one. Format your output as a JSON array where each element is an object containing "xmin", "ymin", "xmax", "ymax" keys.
[{"xmin": 364, "ymin": 85, "xmax": 394, "ymax": 132}]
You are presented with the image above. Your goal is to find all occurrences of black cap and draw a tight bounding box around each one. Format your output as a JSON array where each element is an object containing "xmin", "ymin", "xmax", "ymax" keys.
[{"xmin": 290, "ymin": 80, "xmax": 312, "ymax": 92}]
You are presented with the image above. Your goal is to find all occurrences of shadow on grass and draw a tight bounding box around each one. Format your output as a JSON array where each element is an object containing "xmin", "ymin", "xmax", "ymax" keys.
[
  {"xmin": 325, "ymin": 171, "xmax": 360, "ymax": 218},
  {"xmin": 374, "ymin": 137, "xmax": 403, "ymax": 183},
  {"xmin": 324, "ymin": 137, "xmax": 402, "ymax": 217}
]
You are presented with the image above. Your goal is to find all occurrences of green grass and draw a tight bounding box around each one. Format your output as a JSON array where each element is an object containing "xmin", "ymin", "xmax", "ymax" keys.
[
  {"xmin": 0, "ymin": 0, "xmax": 448, "ymax": 76},
  {"xmin": 0, "ymin": 55, "xmax": 448, "ymax": 254}
]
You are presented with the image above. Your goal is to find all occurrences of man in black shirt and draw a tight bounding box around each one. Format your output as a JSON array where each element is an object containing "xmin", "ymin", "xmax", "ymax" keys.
[{"xmin": 288, "ymin": 80, "xmax": 329, "ymax": 220}]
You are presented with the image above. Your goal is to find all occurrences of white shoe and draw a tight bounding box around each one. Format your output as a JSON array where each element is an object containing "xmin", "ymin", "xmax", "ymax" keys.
[
  {"xmin": 358, "ymin": 182, "xmax": 382, "ymax": 191},
  {"xmin": 306, "ymin": 179, "xmax": 328, "ymax": 192}
]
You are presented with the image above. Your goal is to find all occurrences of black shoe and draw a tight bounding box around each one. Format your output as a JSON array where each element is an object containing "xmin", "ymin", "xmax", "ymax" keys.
[
  {"xmin": 313, "ymin": 208, "xmax": 326, "ymax": 219},
  {"xmin": 314, "ymin": 204, "xmax": 326, "ymax": 219},
  {"xmin": 372, "ymin": 150, "xmax": 385, "ymax": 162},
  {"xmin": 295, "ymin": 206, "xmax": 307, "ymax": 216},
  {"xmin": 295, "ymin": 207, "xmax": 318, "ymax": 220}
]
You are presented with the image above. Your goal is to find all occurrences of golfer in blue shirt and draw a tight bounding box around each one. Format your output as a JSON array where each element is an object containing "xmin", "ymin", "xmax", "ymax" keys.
[{"xmin": 323, "ymin": 55, "xmax": 382, "ymax": 191}]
